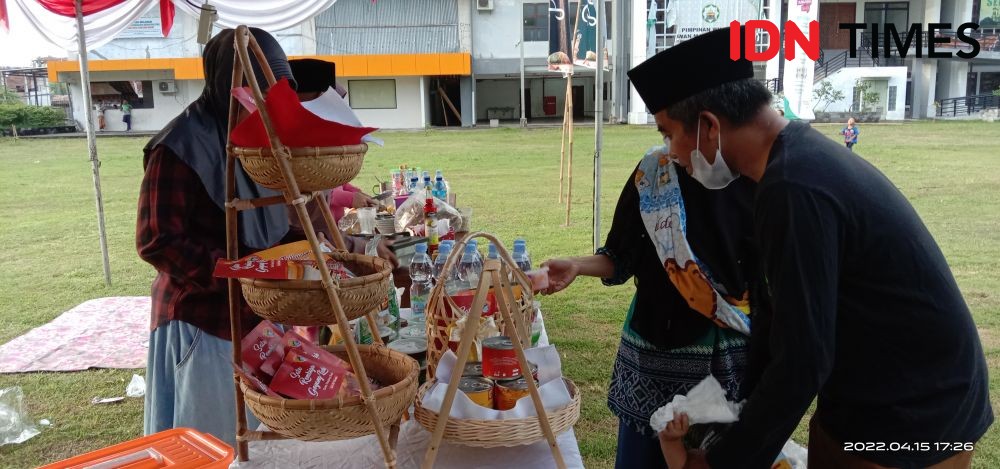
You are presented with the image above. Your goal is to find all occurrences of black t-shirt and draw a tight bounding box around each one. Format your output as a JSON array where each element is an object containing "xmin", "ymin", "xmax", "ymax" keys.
[
  {"xmin": 708, "ymin": 121, "xmax": 993, "ymax": 468},
  {"xmin": 601, "ymin": 163, "xmax": 758, "ymax": 349}
]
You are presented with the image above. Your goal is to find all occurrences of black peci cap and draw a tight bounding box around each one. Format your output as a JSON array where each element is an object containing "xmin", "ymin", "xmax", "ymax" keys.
[
  {"xmin": 289, "ymin": 58, "xmax": 337, "ymax": 94},
  {"xmin": 627, "ymin": 26, "xmax": 753, "ymax": 114}
]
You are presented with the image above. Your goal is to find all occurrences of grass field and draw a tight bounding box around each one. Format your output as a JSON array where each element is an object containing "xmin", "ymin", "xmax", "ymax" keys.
[{"xmin": 1, "ymin": 122, "xmax": 998, "ymax": 468}]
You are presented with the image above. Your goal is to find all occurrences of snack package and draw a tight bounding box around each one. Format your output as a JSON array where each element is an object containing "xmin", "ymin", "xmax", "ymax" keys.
[
  {"xmin": 269, "ymin": 350, "xmax": 349, "ymax": 399},
  {"xmin": 213, "ymin": 240, "xmax": 355, "ymax": 280},
  {"xmin": 231, "ymin": 361, "xmax": 281, "ymax": 398},
  {"xmin": 241, "ymin": 321, "xmax": 285, "ymax": 378},
  {"xmin": 283, "ymin": 330, "xmax": 354, "ymax": 373}
]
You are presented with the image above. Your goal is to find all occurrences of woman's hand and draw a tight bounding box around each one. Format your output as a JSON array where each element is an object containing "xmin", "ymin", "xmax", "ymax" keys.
[
  {"xmin": 540, "ymin": 258, "xmax": 580, "ymax": 295},
  {"xmin": 352, "ymin": 192, "xmax": 378, "ymax": 209}
]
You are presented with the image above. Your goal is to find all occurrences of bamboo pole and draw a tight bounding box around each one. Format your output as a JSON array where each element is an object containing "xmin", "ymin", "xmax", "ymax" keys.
[
  {"xmin": 75, "ymin": 0, "xmax": 111, "ymax": 286},
  {"xmin": 558, "ymin": 105, "xmax": 567, "ymax": 203},
  {"xmin": 421, "ymin": 269, "xmax": 493, "ymax": 469},
  {"xmin": 489, "ymin": 266, "xmax": 565, "ymax": 469},
  {"xmin": 231, "ymin": 27, "xmax": 396, "ymax": 468},
  {"xmin": 225, "ymin": 49, "xmax": 253, "ymax": 462},
  {"xmin": 564, "ymin": 81, "xmax": 575, "ymax": 226}
]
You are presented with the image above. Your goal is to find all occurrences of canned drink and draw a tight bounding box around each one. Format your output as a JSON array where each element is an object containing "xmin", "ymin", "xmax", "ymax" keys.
[
  {"xmin": 494, "ymin": 377, "xmax": 530, "ymax": 411},
  {"xmin": 527, "ymin": 361, "xmax": 539, "ymax": 382},
  {"xmin": 458, "ymin": 377, "xmax": 494, "ymax": 408},
  {"xmin": 462, "ymin": 361, "xmax": 483, "ymax": 377},
  {"xmin": 481, "ymin": 336, "xmax": 520, "ymax": 380}
]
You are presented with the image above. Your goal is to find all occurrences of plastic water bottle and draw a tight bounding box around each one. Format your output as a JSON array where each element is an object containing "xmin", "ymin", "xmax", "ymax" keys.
[
  {"xmin": 409, "ymin": 245, "xmax": 432, "ymax": 323},
  {"xmin": 458, "ymin": 243, "xmax": 483, "ymax": 291},
  {"xmin": 433, "ymin": 173, "xmax": 447, "ymax": 201},
  {"xmin": 512, "ymin": 242, "xmax": 531, "ymax": 272},
  {"xmin": 409, "ymin": 176, "xmax": 419, "ymax": 193},
  {"xmin": 514, "ymin": 239, "xmax": 531, "ymax": 268},
  {"xmin": 433, "ymin": 241, "xmax": 451, "ymax": 278},
  {"xmin": 487, "ymin": 242, "xmax": 499, "ymax": 260}
]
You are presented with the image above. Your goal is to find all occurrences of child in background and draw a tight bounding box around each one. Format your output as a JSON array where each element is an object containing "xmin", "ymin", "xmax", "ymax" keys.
[
  {"xmin": 840, "ymin": 117, "xmax": 859, "ymax": 151},
  {"xmin": 658, "ymin": 413, "xmax": 691, "ymax": 469}
]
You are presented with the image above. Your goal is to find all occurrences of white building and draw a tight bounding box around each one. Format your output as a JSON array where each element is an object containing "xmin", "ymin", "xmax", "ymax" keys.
[
  {"xmin": 45, "ymin": 0, "xmax": 998, "ymax": 129},
  {"xmin": 622, "ymin": 0, "xmax": 999, "ymax": 122}
]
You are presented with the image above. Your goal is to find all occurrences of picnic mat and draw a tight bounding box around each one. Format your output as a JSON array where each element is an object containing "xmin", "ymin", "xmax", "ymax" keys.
[{"xmin": 0, "ymin": 297, "xmax": 150, "ymax": 373}]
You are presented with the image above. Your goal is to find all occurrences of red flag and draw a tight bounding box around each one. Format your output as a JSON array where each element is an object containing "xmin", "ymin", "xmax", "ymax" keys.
[
  {"xmin": 0, "ymin": 0, "xmax": 9, "ymax": 33},
  {"xmin": 230, "ymin": 78, "xmax": 378, "ymax": 148},
  {"xmin": 160, "ymin": 0, "xmax": 174, "ymax": 37},
  {"xmin": 35, "ymin": 0, "xmax": 126, "ymax": 17}
]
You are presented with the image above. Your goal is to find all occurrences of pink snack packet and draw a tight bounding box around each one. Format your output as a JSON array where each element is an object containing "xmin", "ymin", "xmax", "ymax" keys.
[
  {"xmin": 241, "ymin": 321, "xmax": 285, "ymax": 378},
  {"xmin": 283, "ymin": 330, "xmax": 354, "ymax": 373},
  {"xmin": 231, "ymin": 361, "xmax": 281, "ymax": 398},
  {"xmin": 269, "ymin": 350, "xmax": 348, "ymax": 400},
  {"xmin": 525, "ymin": 267, "xmax": 550, "ymax": 293}
]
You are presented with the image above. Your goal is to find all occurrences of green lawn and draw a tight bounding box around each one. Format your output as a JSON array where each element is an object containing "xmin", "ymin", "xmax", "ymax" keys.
[{"xmin": 1, "ymin": 122, "xmax": 998, "ymax": 468}]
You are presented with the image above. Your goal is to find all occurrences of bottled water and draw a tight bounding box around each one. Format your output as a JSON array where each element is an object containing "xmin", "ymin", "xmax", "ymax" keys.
[
  {"xmin": 433, "ymin": 241, "xmax": 453, "ymax": 282},
  {"xmin": 433, "ymin": 171, "xmax": 447, "ymax": 200},
  {"xmin": 410, "ymin": 242, "xmax": 433, "ymax": 283},
  {"xmin": 410, "ymin": 243, "xmax": 433, "ymax": 322},
  {"xmin": 514, "ymin": 239, "xmax": 531, "ymax": 269},
  {"xmin": 457, "ymin": 243, "xmax": 483, "ymax": 291},
  {"xmin": 487, "ymin": 242, "xmax": 499, "ymax": 260},
  {"xmin": 512, "ymin": 242, "xmax": 531, "ymax": 272}
]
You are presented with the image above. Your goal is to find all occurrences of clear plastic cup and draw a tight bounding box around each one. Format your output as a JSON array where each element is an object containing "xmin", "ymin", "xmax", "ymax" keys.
[{"xmin": 358, "ymin": 207, "xmax": 376, "ymax": 234}]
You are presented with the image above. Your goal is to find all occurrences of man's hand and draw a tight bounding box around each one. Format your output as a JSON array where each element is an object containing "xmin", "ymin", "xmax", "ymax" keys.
[
  {"xmin": 539, "ymin": 258, "xmax": 580, "ymax": 295},
  {"xmin": 658, "ymin": 412, "xmax": 690, "ymax": 442},
  {"xmin": 683, "ymin": 449, "xmax": 710, "ymax": 469}
]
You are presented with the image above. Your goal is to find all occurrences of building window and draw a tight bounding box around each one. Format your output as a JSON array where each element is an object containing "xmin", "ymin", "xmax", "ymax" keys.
[
  {"xmin": 348, "ymin": 80, "xmax": 397, "ymax": 109},
  {"xmin": 888, "ymin": 85, "xmax": 897, "ymax": 111},
  {"xmin": 863, "ymin": 2, "xmax": 909, "ymax": 50},
  {"xmin": 90, "ymin": 80, "xmax": 154, "ymax": 109},
  {"xmin": 524, "ymin": 3, "xmax": 548, "ymax": 42}
]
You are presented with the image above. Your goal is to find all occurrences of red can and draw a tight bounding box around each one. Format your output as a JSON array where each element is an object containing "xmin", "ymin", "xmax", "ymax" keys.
[{"xmin": 481, "ymin": 336, "xmax": 521, "ymax": 380}]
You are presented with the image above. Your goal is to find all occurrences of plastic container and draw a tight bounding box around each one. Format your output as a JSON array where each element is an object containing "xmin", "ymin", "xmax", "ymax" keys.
[{"xmin": 40, "ymin": 428, "xmax": 233, "ymax": 469}]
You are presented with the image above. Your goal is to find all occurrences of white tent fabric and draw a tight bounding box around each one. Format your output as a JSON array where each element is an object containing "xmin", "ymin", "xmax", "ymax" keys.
[
  {"xmin": 172, "ymin": 0, "xmax": 338, "ymax": 31},
  {"xmin": 12, "ymin": 0, "xmax": 156, "ymax": 51},
  {"xmin": 11, "ymin": 0, "xmax": 337, "ymax": 52}
]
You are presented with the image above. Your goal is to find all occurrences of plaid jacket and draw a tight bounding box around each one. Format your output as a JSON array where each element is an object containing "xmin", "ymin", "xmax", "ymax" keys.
[{"xmin": 136, "ymin": 146, "xmax": 259, "ymax": 340}]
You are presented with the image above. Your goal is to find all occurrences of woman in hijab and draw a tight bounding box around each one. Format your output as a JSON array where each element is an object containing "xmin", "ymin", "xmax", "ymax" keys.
[
  {"xmin": 136, "ymin": 28, "xmax": 296, "ymax": 447},
  {"xmin": 542, "ymin": 145, "xmax": 767, "ymax": 468}
]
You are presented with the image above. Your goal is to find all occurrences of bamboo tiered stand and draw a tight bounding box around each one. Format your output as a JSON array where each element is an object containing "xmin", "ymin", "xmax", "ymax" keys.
[
  {"xmin": 223, "ymin": 26, "xmax": 413, "ymax": 468},
  {"xmin": 416, "ymin": 233, "xmax": 573, "ymax": 469}
]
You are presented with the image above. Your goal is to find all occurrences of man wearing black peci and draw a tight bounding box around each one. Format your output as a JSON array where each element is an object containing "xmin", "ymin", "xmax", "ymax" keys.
[{"xmin": 627, "ymin": 26, "xmax": 992, "ymax": 468}]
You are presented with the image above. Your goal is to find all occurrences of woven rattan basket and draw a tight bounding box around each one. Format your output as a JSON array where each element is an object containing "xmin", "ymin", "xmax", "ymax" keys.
[
  {"xmin": 240, "ymin": 252, "xmax": 392, "ymax": 325},
  {"xmin": 233, "ymin": 144, "xmax": 368, "ymax": 193},
  {"xmin": 425, "ymin": 232, "xmax": 535, "ymax": 379},
  {"xmin": 412, "ymin": 378, "xmax": 581, "ymax": 448},
  {"xmin": 241, "ymin": 344, "xmax": 419, "ymax": 441}
]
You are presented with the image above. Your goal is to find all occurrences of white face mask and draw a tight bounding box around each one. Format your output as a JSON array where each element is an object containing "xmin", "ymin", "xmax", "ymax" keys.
[{"xmin": 689, "ymin": 121, "xmax": 739, "ymax": 190}]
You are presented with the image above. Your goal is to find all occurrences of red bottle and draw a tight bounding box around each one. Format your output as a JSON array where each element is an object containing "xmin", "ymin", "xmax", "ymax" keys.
[{"xmin": 424, "ymin": 186, "xmax": 439, "ymax": 255}]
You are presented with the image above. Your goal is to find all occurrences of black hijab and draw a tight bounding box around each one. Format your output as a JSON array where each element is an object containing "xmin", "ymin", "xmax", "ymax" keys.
[{"xmin": 143, "ymin": 28, "xmax": 297, "ymax": 250}]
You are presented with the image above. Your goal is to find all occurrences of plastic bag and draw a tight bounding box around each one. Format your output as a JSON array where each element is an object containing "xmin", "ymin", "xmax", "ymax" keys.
[
  {"xmin": 126, "ymin": 374, "xmax": 146, "ymax": 398},
  {"xmin": 0, "ymin": 387, "xmax": 40, "ymax": 446},
  {"xmin": 394, "ymin": 188, "xmax": 462, "ymax": 233},
  {"xmin": 649, "ymin": 375, "xmax": 743, "ymax": 433}
]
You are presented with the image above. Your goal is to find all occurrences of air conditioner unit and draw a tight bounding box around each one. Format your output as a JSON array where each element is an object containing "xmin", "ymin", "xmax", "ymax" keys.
[
  {"xmin": 158, "ymin": 80, "xmax": 177, "ymax": 94},
  {"xmin": 476, "ymin": 0, "xmax": 493, "ymax": 11}
]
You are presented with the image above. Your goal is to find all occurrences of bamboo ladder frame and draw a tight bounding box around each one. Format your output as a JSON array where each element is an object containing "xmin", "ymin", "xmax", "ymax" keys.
[
  {"xmin": 420, "ymin": 233, "xmax": 566, "ymax": 469},
  {"xmin": 224, "ymin": 26, "xmax": 397, "ymax": 467}
]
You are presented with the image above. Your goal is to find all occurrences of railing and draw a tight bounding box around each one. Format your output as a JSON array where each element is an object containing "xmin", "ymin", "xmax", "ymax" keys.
[
  {"xmin": 762, "ymin": 78, "xmax": 782, "ymax": 94},
  {"xmin": 936, "ymin": 94, "xmax": 1000, "ymax": 117}
]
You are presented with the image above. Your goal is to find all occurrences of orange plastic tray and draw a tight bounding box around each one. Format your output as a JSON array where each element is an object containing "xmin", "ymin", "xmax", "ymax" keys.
[{"xmin": 40, "ymin": 428, "xmax": 234, "ymax": 469}]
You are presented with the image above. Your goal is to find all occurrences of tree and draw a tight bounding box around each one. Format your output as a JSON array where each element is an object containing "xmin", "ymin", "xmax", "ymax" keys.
[
  {"xmin": 854, "ymin": 79, "xmax": 882, "ymax": 113},
  {"xmin": 0, "ymin": 88, "xmax": 65, "ymax": 130},
  {"xmin": 813, "ymin": 80, "xmax": 845, "ymax": 112}
]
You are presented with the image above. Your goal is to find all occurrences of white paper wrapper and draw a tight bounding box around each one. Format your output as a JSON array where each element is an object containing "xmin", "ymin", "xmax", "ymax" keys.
[
  {"xmin": 648, "ymin": 375, "xmax": 743, "ymax": 433},
  {"xmin": 300, "ymin": 87, "xmax": 383, "ymax": 146},
  {"xmin": 421, "ymin": 346, "xmax": 572, "ymax": 420}
]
